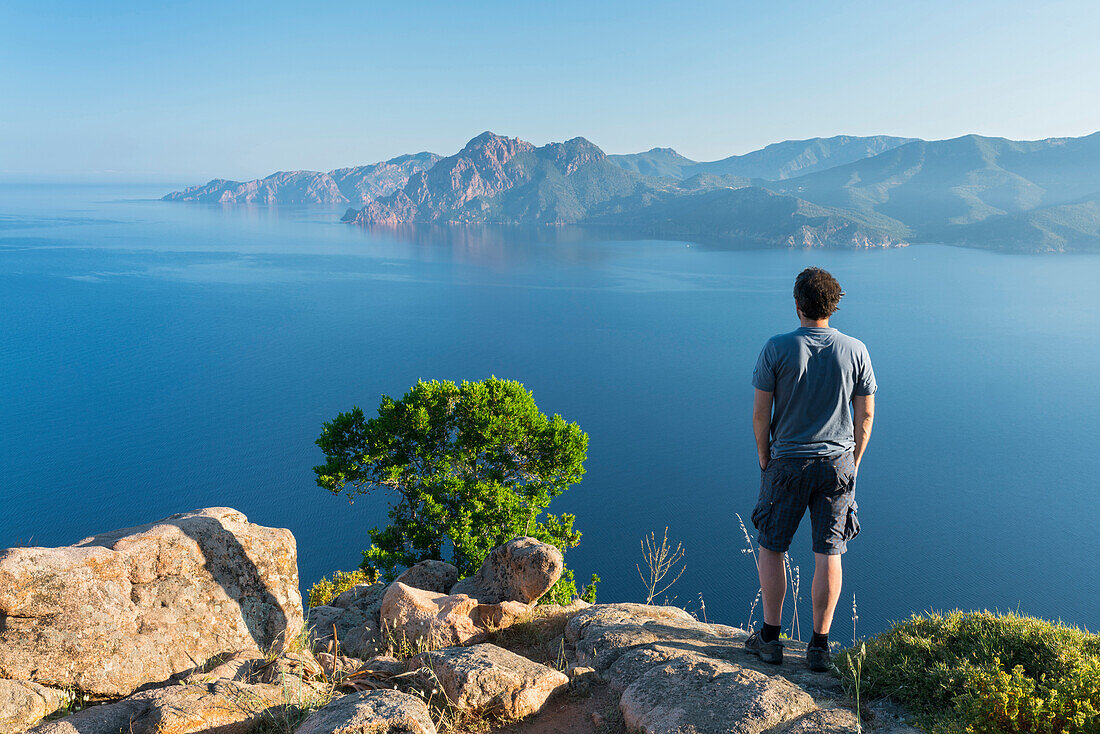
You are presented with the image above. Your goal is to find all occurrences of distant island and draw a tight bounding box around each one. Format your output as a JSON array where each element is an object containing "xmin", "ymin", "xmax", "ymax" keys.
[{"xmin": 165, "ymin": 131, "xmax": 1100, "ymax": 252}]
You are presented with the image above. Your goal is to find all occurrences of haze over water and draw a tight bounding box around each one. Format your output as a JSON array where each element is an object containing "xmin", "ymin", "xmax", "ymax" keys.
[{"xmin": 2, "ymin": 183, "xmax": 1097, "ymax": 641}]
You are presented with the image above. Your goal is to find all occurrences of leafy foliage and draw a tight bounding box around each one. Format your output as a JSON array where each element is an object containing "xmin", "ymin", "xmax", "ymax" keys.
[
  {"xmin": 314, "ymin": 378, "xmax": 593, "ymax": 603},
  {"xmin": 835, "ymin": 610, "xmax": 1100, "ymax": 733},
  {"xmin": 307, "ymin": 568, "xmax": 379, "ymax": 608}
]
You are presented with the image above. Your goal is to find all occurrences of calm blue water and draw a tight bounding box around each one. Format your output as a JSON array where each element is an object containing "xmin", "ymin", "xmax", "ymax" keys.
[{"xmin": 2, "ymin": 183, "xmax": 1098, "ymax": 642}]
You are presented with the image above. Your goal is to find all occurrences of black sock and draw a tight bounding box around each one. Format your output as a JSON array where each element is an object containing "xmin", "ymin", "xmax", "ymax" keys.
[
  {"xmin": 811, "ymin": 631, "xmax": 829, "ymax": 649},
  {"xmin": 761, "ymin": 623, "xmax": 781, "ymax": 643}
]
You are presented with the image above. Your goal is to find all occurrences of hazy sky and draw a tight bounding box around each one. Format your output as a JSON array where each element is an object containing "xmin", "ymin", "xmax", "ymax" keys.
[{"xmin": 2, "ymin": 0, "xmax": 1099, "ymax": 182}]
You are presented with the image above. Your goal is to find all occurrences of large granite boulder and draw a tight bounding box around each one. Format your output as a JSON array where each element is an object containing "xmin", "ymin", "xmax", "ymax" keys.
[
  {"xmin": 295, "ymin": 690, "xmax": 436, "ymax": 734},
  {"xmin": 307, "ymin": 583, "xmax": 387, "ymax": 659},
  {"xmin": 380, "ymin": 582, "xmax": 529, "ymax": 648},
  {"xmin": 450, "ymin": 537, "xmax": 563, "ymax": 604},
  {"xmin": 0, "ymin": 507, "xmax": 304, "ymax": 697},
  {"xmin": 413, "ymin": 643, "xmax": 568, "ymax": 719},
  {"xmin": 618, "ymin": 651, "xmax": 816, "ymax": 734},
  {"xmin": 395, "ymin": 560, "xmax": 459, "ymax": 594},
  {"xmin": 0, "ymin": 679, "xmax": 67, "ymax": 732}
]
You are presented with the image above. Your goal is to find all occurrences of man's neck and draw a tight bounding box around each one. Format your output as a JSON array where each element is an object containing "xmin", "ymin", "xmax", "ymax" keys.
[{"xmin": 799, "ymin": 317, "xmax": 830, "ymax": 329}]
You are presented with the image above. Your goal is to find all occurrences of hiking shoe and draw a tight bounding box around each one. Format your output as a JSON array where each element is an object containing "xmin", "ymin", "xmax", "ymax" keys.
[
  {"xmin": 807, "ymin": 644, "xmax": 831, "ymax": 672},
  {"xmin": 744, "ymin": 630, "xmax": 783, "ymax": 665}
]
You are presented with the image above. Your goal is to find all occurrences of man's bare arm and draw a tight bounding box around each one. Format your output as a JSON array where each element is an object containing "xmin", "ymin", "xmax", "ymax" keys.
[
  {"xmin": 753, "ymin": 389, "xmax": 773, "ymax": 471},
  {"xmin": 852, "ymin": 393, "xmax": 875, "ymax": 471}
]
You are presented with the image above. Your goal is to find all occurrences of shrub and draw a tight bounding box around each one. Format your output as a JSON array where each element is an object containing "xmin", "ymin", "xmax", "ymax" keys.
[
  {"xmin": 307, "ymin": 567, "xmax": 379, "ymax": 608},
  {"xmin": 835, "ymin": 610, "xmax": 1100, "ymax": 733},
  {"xmin": 314, "ymin": 377, "xmax": 595, "ymax": 604}
]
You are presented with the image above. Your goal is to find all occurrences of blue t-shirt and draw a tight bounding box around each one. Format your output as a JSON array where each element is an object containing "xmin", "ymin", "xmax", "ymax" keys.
[{"xmin": 752, "ymin": 326, "xmax": 876, "ymax": 458}]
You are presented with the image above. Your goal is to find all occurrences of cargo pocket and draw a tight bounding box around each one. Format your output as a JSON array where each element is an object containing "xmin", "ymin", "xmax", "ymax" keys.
[
  {"xmin": 844, "ymin": 498, "xmax": 861, "ymax": 542},
  {"xmin": 750, "ymin": 462, "xmax": 776, "ymax": 530}
]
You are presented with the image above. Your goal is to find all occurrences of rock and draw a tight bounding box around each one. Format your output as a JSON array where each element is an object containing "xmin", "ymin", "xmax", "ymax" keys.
[
  {"xmin": 450, "ymin": 537, "xmax": 563, "ymax": 604},
  {"xmin": 295, "ymin": 690, "xmax": 436, "ymax": 734},
  {"xmin": 783, "ymin": 707, "xmax": 861, "ymax": 733},
  {"xmin": 607, "ymin": 643, "xmax": 700, "ymax": 691},
  {"xmin": 26, "ymin": 694, "xmax": 153, "ymax": 734},
  {"xmin": 331, "ymin": 583, "xmax": 386, "ymax": 609},
  {"xmin": 618, "ymin": 652, "xmax": 816, "ymax": 734},
  {"xmin": 0, "ymin": 679, "xmax": 67, "ymax": 732},
  {"xmin": 24, "ymin": 679, "xmax": 293, "ymax": 734},
  {"xmin": 0, "ymin": 507, "xmax": 304, "ymax": 697},
  {"xmin": 192, "ymin": 651, "xmax": 267, "ymax": 683},
  {"xmin": 316, "ymin": 652, "xmax": 364, "ymax": 679},
  {"xmin": 252, "ymin": 650, "xmax": 326, "ymax": 690},
  {"xmin": 565, "ymin": 603, "xmax": 726, "ymax": 673},
  {"xmin": 413, "ymin": 643, "xmax": 568, "ymax": 719},
  {"xmin": 380, "ymin": 582, "xmax": 529, "ymax": 648},
  {"xmin": 125, "ymin": 680, "xmax": 291, "ymax": 734},
  {"xmin": 395, "ymin": 560, "xmax": 459, "ymax": 594},
  {"xmin": 308, "ymin": 583, "xmax": 387, "ymax": 659},
  {"xmin": 568, "ymin": 665, "xmax": 599, "ymax": 696},
  {"xmin": 315, "ymin": 653, "xmax": 406, "ymax": 680}
]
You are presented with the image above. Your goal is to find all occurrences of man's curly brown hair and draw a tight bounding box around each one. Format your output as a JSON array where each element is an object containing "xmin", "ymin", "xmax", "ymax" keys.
[{"xmin": 793, "ymin": 267, "xmax": 844, "ymax": 320}]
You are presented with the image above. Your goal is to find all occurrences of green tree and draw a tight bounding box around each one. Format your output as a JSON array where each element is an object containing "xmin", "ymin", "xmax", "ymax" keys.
[{"xmin": 314, "ymin": 377, "xmax": 597, "ymax": 604}]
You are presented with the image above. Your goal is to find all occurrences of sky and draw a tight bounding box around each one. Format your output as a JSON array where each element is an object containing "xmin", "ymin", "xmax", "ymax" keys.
[{"xmin": 2, "ymin": 0, "xmax": 1099, "ymax": 182}]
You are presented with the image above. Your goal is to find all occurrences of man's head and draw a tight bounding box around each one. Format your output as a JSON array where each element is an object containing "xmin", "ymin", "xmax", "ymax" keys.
[{"xmin": 793, "ymin": 267, "xmax": 844, "ymax": 322}]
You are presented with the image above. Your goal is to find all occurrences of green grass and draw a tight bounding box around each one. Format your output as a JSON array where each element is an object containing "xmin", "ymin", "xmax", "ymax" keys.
[{"xmin": 835, "ymin": 610, "xmax": 1100, "ymax": 733}]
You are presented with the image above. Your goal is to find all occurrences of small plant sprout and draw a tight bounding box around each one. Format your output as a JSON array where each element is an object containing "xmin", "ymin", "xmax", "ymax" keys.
[
  {"xmin": 636, "ymin": 527, "xmax": 686, "ymax": 605},
  {"xmin": 845, "ymin": 642, "xmax": 867, "ymax": 733},
  {"xmin": 784, "ymin": 553, "xmax": 802, "ymax": 642},
  {"xmin": 746, "ymin": 588, "xmax": 762, "ymax": 632},
  {"xmin": 736, "ymin": 512, "xmax": 766, "ymax": 632},
  {"xmin": 851, "ymin": 592, "xmax": 858, "ymax": 646},
  {"xmin": 735, "ymin": 512, "xmax": 760, "ymax": 571}
]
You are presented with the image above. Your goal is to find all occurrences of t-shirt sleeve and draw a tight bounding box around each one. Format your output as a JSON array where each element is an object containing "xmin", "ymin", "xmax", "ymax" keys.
[
  {"xmin": 751, "ymin": 342, "xmax": 776, "ymax": 392},
  {"xmin": 854, "ymin": 345, "xmax": 877, "ymax": 396}
]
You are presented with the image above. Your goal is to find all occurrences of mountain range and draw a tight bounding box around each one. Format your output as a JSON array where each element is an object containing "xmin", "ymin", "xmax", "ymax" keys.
[
  {"xmin": 163, "ymin": 152, "xmax": 441, "ymax": 205},
  {"xmin": 165, "ymin": 131, "xmax": 1100, "ymax": 252}
]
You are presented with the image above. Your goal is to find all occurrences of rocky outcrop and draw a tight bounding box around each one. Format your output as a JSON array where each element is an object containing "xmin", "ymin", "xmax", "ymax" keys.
[
  {"xmin": 0, "ymin": 507, "xmax": 303, "ymax": 697},
  {"xmin": 307, "ymin": 583, "xmax": 387, "ymax": 659},
  {"xmin": 395, "ymin": 560, "xmax": 459, "ymax": 594},
  {"xmin": 353, "ymin": 132, "xmax": 537, "ymax": 224},
  {"xmin": 0, "ymin": 679, "xmax": 66, "ymax": 732},
  {"xmin": 450, "ymin": 536, "xmax": 563, "ymax": 604},
  {"xmin": 379, "ymin": 583, "xmax": 529, "ymax": 648},
  {"xmin": 347, "ymin": 132, "xmax": 648, "ymax": 226},
  {"xmin": 562, "ymin": 603, "xmax": 921, "ymax": 734},
  {"xmin": 412, "ymin": 643, "xmax": 568, "ymax": 719},
  {"xmin": 295, "ymin": 690, "xmax": 436, "ymax": 734},
  {"xmin": 0, "ymin": 507, "xmax": 919, "ymax": 734}
]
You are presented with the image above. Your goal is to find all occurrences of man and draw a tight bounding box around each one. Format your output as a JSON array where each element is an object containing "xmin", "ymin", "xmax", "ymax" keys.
[{"xmin": 745, "ymin": 266, "xmax": 876, "ymax": 672}]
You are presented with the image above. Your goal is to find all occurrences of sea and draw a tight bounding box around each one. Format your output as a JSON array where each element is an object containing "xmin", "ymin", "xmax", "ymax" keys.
[{"xmin": 2, "ymin": 183, "xmax": 1097, "ymax": 642}]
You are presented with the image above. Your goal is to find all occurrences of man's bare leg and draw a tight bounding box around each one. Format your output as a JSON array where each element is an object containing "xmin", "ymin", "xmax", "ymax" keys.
[
  {"xmin": 758, "ymin": 547, "xmax": 787, "ymax": 627},
  {"xmin": 812, "ymin": 553, "xmax": 843, "ymax": 635}
]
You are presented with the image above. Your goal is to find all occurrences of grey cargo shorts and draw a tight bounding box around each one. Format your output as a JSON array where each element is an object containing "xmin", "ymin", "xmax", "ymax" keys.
[{"xmin": 751, "ymin": 452, "xmax": 860, "ymax": 555}]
